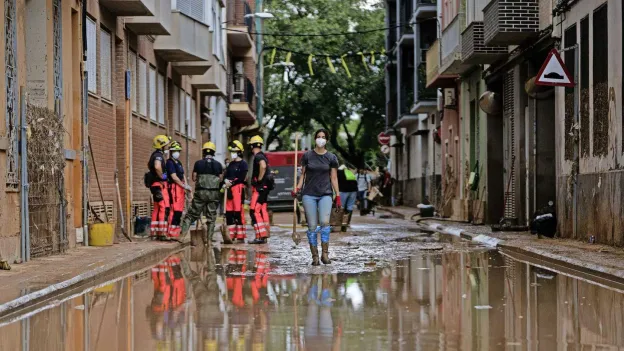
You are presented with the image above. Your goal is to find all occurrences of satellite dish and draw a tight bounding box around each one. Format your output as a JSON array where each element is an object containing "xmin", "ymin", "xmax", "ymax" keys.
[
  {"xmin": 478, "ymin": 91, "xmax": 502, "ymax": 115},
  {"xmin": 525, "ymin": 76, "xmax": 554, "ymax": 100}
]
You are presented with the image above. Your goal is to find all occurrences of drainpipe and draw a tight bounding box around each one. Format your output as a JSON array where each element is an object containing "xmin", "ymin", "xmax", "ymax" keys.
[
  {"xmin": 20, "ymin": 87, "xmax": 30, "ymax": 262},
  {"xmin": 82, "ymin": 0, "xmax": 89, "ymax": 246},
  {"xmin": 255, "ymin": 0, "xmax": 264, "ymax": 125}
]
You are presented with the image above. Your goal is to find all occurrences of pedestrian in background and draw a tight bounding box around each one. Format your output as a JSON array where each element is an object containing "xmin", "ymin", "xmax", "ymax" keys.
[
  {"xmin": 356, "ymin": 168, "xmax": 372, "ymax": 214},
  {"xmin": 181, "ymin": 142, "xmax": 223, "ymax": 244},
  {"xmin": 165, "ymin": 141, "xmax": 192, "ymax": 240},
  {"xmin": 338, "ymin": 165, "xmax": 357, "ymax": 226},
  {"xmin": 379, "ymin": 168, "xmax": 392, "ymax": 206},
  {"xmin": 293, "ymin": 129, "xmax": 340, "ymax": 266}
]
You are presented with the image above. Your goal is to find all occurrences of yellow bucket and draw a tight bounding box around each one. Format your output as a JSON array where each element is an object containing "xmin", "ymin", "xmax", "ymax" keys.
[{"xmin": 89, "ymin": 222, "xmax": 115, "ymax": 246}]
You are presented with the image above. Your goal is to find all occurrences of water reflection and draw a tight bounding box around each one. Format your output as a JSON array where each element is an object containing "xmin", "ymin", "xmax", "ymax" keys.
[{"xmin": 2, "ymin": 247, "xmax": 624, "ymax": 350}]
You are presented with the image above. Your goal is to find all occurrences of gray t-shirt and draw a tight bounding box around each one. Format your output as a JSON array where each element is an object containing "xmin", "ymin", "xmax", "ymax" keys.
[
  {"xmin": 301, "ymin": 150, "xmax": 339, "ymax": 196},
  {"xmin": 357, "ymin": 173, "xmax": 371, "ymax": 191}
]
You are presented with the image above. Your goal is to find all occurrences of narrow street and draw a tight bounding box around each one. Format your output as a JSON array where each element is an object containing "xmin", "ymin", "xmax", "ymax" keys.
[{"xmin": 0, "ymin": 212, "xmax": 622, "ymax": 350}]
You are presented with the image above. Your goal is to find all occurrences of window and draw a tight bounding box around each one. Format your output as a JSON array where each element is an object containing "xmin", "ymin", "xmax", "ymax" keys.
[
  {"xmin": 158, "ymin": 73, "xmax": 165, "ymax": 124},
  {"xmin": 138, "ymin": 59, "xmax": 147, "ymax": 116},
  {"xmin": 129, "ymin": 51, "xmax": 137, "ymax": 112},
  {"xmin": 580, "ymin": 17, "xmax": 589, "ymax": 157},
  {"xmin": 593, "ymin": 4, "xmax": 608, "ymax": 157},
  {"xmin": 177, "ymin": 0, "xmax": 204, "ymax": 23},
  {"xmin": 179, "ymin": 89, "xmax": 186, "ymax": 135},
  {"xmin": 86, "ymin": 18, "xmax": 97, "ymax": 92},
  {"xmin": 149, "ymin": 67, "xmax": 156, "ymax": 121},
  {"xmin": 186, "ymin": 94, "xmax": 192, "ymax": 136},
  {"xmin": 100, "ymin": 28, "xmax": 112, "ymax": 99},
  {"xmin": 173, "ymin": 85, "xmax": 180, "ymax": 131},
  {"xmin": 191, "ymin": 99, "xmax": 197, "ymax": 139},
  {"xmin": 563, "ymin": 24, "xmax": 576, "ymax": 161}
]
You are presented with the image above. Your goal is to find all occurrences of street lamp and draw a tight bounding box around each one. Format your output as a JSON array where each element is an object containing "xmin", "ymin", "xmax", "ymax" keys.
[{"xmin": 244, "ymin": 12, "xmax": 274, "ymax": 19}]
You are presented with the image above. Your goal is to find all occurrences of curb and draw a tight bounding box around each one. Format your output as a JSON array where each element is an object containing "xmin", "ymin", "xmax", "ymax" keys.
[{"xmin": 0, "ymin": 242, "xmax": 183, "ymax": 319}]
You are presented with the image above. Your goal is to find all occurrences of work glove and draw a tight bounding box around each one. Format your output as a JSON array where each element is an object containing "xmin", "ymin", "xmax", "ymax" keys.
[
  {"xmin": 184, "ymin": 184, "xmax": 192, "ymax": 191},
  {"xmin": 224, "ymin": 179, "xmax": 233, "ymax": 188},
  {"xmin": 334, "ymin": 195, "xmax": 342, "ymax": 208},
  {"xmin": 161, "ymin": 173, "xmax": 168, "ymax": 181},
  {"xmin": 291, "ymin": 188, "xmax": 300, "ymax": 198}
]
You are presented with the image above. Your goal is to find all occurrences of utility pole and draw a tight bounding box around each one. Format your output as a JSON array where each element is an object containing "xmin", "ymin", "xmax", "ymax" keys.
[{"xmin": 255, "ymin": 0, "xmax": 264, "ymax": 125}]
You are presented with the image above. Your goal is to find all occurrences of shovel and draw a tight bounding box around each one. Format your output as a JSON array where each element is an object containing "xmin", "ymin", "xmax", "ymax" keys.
[
  {"xmin": 220, "ymin": 188, "xmax": 233, "ymax": 244},
  {"xmin": 291, "ymin": 134, "xmax": 301, "ymax": 246}
]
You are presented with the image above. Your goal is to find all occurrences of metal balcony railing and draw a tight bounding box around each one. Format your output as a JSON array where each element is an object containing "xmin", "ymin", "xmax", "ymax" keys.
[
  {"xmin": 418, "ymin": 62, "xmax": 437, "ymax": 100},
  {"xmin": 227, "ymin": 0, "xmax": 254, "ymax": 34},
  {"xmin": 230, "ymin": 74, "xmax": 255, "ymax": 110}
]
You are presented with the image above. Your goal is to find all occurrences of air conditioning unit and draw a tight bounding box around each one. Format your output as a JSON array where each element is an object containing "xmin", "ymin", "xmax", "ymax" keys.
[
  {"xmin": 444, "ymin": 88, "xmax": 456, "ymax": 107},
  {"xmin": 234, "ymin": 75, "xmax": 245, "ymax": 92}
]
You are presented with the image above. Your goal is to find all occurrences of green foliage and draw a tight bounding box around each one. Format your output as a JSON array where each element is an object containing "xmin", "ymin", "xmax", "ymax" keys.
[{"xmin": 263, "ymin": 0, "xmax": 386, "ymax": 168}]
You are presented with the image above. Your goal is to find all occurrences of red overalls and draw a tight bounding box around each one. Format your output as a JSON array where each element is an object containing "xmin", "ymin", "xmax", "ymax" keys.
[
  {"xmin": 226, "ymin": 250, "xmax": 247, "ymax": 308},
  {"xmin": 168, "ymin": 182, "xmax": 185, "ymax": 239},
  {"xmin": 250, "ymin": 185, "xmax": 269, "ymax": 240},
  {"xmin": 226, "ymin": 183, "xmax": 246, "ymax": 240},
  {"xmin": 149, "ymin": 150, "xmax": 170, "ymax": 238}
]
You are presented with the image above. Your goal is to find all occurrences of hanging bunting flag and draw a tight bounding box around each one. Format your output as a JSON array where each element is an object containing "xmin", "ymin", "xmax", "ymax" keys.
[
  {"xmin": 285, "ymin": 52, "xmax": 292, "ymax": 64},
  {"xmin": 307, "ymin": 54, "xmax": 315, "ymax": 76},
  {"xmin": 326, "ymin": 56, "xmax": 336, "ymax": 74},
  {"xmin": 370, "ymin": 51, "xmax": 376, "ymax": 65},
  {"xmin": 269, "ymin": 48, "xmax": 277, "ymax": 66},
  {"xmin": 358, "ymin": 52, "xmax": 369, "ymax": 71},
  {"xmin": 340, "ymin": 55, "xmax": 351, "ymax": 78}
]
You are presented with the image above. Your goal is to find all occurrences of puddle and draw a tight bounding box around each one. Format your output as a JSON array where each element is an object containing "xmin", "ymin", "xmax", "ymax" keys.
[{"xmin": 2, "ymin": 247, "xmax": 624, "ymax": 350}]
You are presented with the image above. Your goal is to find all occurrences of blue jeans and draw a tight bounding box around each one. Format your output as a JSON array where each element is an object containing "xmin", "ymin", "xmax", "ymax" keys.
[
  {"xmin": 357, "ymin": 191, "xmax": 368, "ymax": 210},
  {"xmin": 302, "ymin": 195, "xmax": 333, "ymax": 245},
  {"xmin": 340, "ymin": 191, "xmax": 357, "ymax": 212}
]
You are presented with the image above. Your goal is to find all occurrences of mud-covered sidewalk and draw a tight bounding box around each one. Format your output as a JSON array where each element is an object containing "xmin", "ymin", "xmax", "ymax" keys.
[
  {"xmin": 0, "ymin": 239, "xmax": 181, "ymax": 319},
  {"xmin": 381, "ymin": 206, "xmax": 624, "ymax": 288}
]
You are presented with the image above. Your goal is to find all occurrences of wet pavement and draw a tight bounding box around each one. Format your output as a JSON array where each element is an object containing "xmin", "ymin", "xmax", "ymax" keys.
[{"xmin": 2, "ymin": 214, "xmax": 624, "ymax": 350}]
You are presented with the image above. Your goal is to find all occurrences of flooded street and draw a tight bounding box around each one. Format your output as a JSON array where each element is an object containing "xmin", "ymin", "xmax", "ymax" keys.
[{"xmin": 1, "ymin": 215, "xmax": 624, "ymax": 350}]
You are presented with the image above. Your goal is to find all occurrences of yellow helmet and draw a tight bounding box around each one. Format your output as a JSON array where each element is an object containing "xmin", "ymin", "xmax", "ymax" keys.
[
  {"xmin": 228, "ymin": 140, "xmax": 244, "ymax": 152},
  {"xmin": 202, "ymin": 141, "xmax": 216, "ymax": 152},
  {"xmin": 248, "ymin": 135, "xmax": 264, "ymax": 146},
  {"xmin": 153, "ymin": 135, "xmax": 171, "ymax": 149},
  {"xmin": 169, "ymin": 141, "xmax": 182, "ymax": 151}
]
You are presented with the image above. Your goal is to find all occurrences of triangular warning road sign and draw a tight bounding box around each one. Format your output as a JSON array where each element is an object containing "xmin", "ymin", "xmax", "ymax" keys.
[{"xmin": 535, "ymin": 49, "xmax": 575, "ymax": 87}]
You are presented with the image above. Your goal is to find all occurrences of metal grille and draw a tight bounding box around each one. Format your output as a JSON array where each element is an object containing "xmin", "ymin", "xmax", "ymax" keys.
[
  {"xmin": 503, "ymin": 70, "xmax": 516, "ymax": 218},
  {"xmin": 27, "ymin": 105, "xmax": 67, "ymax": 257},
  {"xmin": 88, "ymin": 201, "xmax": 114, "ymax": 224},
  {"xmin": 132, "ymin": 201, "xmax": 150, "ymax": 217},
  {"xmin": 134, "ymin": 270, "xmax": 150, "ymax": 282},
  {"xmin": 5, "ymin": 0, "xmax": 18, "ymax": 190},
  {"xmin": 53, "ymin": 0, "xmax": 62, "ymax": 101}
]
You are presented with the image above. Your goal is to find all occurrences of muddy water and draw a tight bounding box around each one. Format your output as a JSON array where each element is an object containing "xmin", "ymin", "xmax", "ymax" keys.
[{"xmin": 1, "ymin": 247, "xmax": 624, "ymax": 350}]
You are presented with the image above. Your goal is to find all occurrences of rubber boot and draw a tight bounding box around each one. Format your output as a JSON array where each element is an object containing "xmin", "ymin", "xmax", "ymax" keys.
[
  {"xmin": 309, "ymin": 244, "xmax": 320, "ymax": 266},
  {"xmin": 321, "ymin": 243, "xmax": 331, "ymax": 264},
  {"xmin": 347, "ymin": 211, "xmax": 353, "ymax": 225}
]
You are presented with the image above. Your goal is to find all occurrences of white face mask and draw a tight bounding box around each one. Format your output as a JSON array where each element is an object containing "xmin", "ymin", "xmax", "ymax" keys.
[
  {"xmin": 164, "ymin": 149, "xmax": 170, "ymax": 155},
  {"xmin": 172, "ymin": 151, "xmax": 180, "ymax": 160},
  {"xmin": 231, "ymin": 152, "xmax": 239, "ymax": 160},
  {"xmin": 315, "ymin": 138, "xmax": 327, "ymax": 148}
]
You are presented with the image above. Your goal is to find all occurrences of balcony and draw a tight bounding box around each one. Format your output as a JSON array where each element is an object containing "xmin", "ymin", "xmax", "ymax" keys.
[
  {"xmin": 229, "ymin": 74, "xmax": 256, "ymax": 125},
  {"xmin": 125, "ymin": 0, "xmax": 171, "ymax": 35},
  {"xmin": 227, "ymin": 0, "xmax": 255, "ymax": 56},
  {"xmin": 410, "ymin": 62, "xmax": 437, "ymax": 113},
  {"xmin": 171, "ymin": 61, "xmax": 211, "ymax": 75},
  {"xmin": 483, "ymin": 0, "xmax": 539, "ymax": 46},
  {"xmin": 461, "ymin": 21, "xmax": 507, "ymax": 65},
  {"xmin": 414, "ymin": 0, "xmax": 437, "ymax": 20},
  {"xmin": 100, "ymin": 0, "xmax": 155, "ymax": 16},
  {"xmin": 154, "ymin": 11, "xmax": 210, "ymax": 62},
  {"xmin": 439, "ymin": 14, "xmax": 469, "ymax": 75},
  {"xmin": 426, "ymin": 40, "xmax": 457, "ymax": 88},
  {"xmin": 192, "ymin": 64, "xmax": 228, "ymax": 96}
]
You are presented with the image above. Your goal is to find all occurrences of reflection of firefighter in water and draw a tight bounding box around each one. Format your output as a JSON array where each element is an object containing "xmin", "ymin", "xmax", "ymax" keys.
[
  {"xmin": 226, "ymin": 249, "xmax": 248, "ymax": 308},
  {"xmin": 147, "ymin": 255, "xmax": 187, "ymax": 344},
  {"xmin": 250, "ymin": 252, "xmax": 271, "ymax": 351}
]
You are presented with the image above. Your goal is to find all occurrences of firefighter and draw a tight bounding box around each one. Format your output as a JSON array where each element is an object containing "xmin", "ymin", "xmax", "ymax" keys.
[
  {"xmin": 166, "ymin": 141, "xmax": 192, "ymax": 240},
  {"xmin": 248, "ymin": 135, "xmax": 271, "ymax": 244},
  {"xmin": 224, "ymin": 140, "xmax": 249, "ymax": 243},
  {"xmin": 180, "ymin": 142, "xmax": 224, "ymax": 244},
  {"xmin": 148, "ymin": 135, "xmax": 172, "ymax": 240}
]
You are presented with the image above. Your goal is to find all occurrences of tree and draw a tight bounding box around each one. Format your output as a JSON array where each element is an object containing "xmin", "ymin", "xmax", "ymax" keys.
[{"xmin": 263, "ymin": 0, "xmax": 386, "ymax": 168}]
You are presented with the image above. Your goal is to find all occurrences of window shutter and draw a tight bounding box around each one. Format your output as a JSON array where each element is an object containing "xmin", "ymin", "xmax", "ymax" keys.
[
  {"xmin": 177, "ymin": 0, "xmax": 204, "ymax": 22},
  {"xmin": 138, "ymin": 59, "xmax": 147, "ymax": 116},
  {"xmin": 191, "ymin": 99, "xmax": 196, "ymax": 139},
  {"xmin": 158, "ymin": 74, "xmax": 165, "ymax": 124},
  {"xmin": 149, "ymin": 67, "xmax": 156, "ymax": 121},
  {"xmin": 100, "ymin": 29, "xmax": 112, "ymax": 99},
  {"xmin": 129, "ymin": 51, "xmax": 137, "ymax": 112},
  {"xmin": 86, "ymin": 18, "xmax": 97, "ymax": 92},
  {"xmin": 173, "ymin": 85, "xmax": 179, "ymax": 131}
]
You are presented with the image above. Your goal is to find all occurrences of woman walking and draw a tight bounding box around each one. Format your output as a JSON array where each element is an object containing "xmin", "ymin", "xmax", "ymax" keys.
[{"xmin": 293, "ymin": 129, "xmax": 340, "ymax": 266}]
